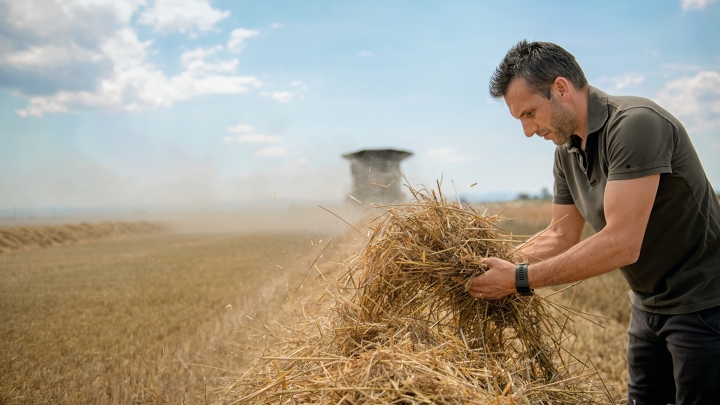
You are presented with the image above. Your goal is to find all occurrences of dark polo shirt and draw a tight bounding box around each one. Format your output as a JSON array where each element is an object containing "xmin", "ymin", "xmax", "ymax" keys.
[{"xmin": 553, "ymin": 86, "xmax": 720, "ymax": 314}]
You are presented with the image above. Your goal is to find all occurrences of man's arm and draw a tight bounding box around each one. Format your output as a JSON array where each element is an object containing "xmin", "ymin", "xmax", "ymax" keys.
[
  {"xmin": 518, "ymin": 203, "xmax": 585, "ymax": 264},
  {"xmin": 465, "ymin": 174, "xmax": 660, "ymax": 299}
]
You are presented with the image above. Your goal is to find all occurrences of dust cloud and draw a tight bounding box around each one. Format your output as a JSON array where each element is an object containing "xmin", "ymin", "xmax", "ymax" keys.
[{"xmin": 154, "ymin": 202, "xmax": 374, "ymax": 236}]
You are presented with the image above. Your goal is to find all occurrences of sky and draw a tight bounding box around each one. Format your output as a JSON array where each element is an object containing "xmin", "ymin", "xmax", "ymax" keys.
[{"xmin": 0, "ymin": 0, "xmax": 719, "ymax": 212}]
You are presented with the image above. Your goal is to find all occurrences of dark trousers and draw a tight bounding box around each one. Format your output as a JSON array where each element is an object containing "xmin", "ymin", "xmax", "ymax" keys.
[{"xmin": 627, "ymin": 304, "xmax": 720, "ymax": 405}]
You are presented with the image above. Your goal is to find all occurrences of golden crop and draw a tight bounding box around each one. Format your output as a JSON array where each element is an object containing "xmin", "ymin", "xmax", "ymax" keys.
[{"xmin": 0, "ymin": 207, "xmax": 629, "ymax": 404}]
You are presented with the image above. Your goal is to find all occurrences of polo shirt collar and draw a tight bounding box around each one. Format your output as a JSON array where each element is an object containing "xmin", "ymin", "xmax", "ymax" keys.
[
  {"xmin": 586, "ymin": 85, "xmax": 609, "ymax": 136},
  {"xmin": 564, "ymin": 85, "xmax": 609, "ymax": 151}
]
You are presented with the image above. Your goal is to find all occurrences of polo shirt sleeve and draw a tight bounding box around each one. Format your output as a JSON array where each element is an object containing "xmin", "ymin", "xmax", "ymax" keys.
[
  {"xmin": 553, "ymin": 147, "xmax": 574, "ymax": 205},
  {"xmin": 606, "ymin": 107, "xmax": 674, "ymax": 181}
]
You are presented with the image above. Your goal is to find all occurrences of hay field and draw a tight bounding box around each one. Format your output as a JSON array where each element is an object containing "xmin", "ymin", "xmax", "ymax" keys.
[
  {"xmin": 0, "ymin": 221, "xmax": 166, "ymax": 253},
  {"xmin": 0, "ymin": 224, "xmax": 364, "ymax": 404},
  {"xmin": 0, "ymin": 202, "xmax": 631, "ymax": 404}
]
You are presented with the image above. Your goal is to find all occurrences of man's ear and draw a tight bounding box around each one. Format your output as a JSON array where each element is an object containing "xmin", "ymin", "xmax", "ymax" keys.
[{"xmin": 554, "ymin": 77, "xmax": 571, "ymax": 99}]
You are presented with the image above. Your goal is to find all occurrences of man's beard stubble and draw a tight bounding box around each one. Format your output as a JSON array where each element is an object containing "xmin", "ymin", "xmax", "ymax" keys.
[{"xmin": 549, "ymin": 96, "xmax": 579, "ymax": 145}]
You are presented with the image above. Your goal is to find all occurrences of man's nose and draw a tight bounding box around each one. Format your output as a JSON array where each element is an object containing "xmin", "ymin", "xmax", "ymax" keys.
[{"xmin": 521, "ymin": 120, "xmax": 536, "ymax": 138}]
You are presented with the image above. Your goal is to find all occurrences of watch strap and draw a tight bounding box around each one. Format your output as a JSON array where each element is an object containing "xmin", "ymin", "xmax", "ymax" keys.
[{"xmin": 515, "ymin": 263, "xmax": 534, "ymax": 296}]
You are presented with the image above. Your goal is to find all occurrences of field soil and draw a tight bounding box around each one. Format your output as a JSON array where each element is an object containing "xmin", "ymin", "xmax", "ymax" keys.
[{"xmin": 0, "ymin": 202, "xmax": 631, "ymax": 404}]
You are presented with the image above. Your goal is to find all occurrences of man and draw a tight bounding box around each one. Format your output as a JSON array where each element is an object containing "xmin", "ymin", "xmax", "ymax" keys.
[{"xmin": 466, "ymin": 40, "xmax": 720, "ymax": 404}]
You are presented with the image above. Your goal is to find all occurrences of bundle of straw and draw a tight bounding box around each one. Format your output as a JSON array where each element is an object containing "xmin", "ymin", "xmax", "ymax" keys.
[
  {"xmin": 339, "ymin": 183, "xmax": 556, "ymax": 379},
  {"xmin": 228, "ymin": 183, "xmax": 611, "ymax": 404}
]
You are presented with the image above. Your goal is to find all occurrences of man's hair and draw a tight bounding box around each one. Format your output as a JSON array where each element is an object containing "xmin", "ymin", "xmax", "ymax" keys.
[{"xmin": 489, "ymin": 40, "xmax": 588, "ymax": 100}]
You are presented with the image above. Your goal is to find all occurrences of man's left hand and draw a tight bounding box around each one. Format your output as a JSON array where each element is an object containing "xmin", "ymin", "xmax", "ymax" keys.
[{"xmin": 454, "ymin": 257, "xmax": 517, "ymax": 300}]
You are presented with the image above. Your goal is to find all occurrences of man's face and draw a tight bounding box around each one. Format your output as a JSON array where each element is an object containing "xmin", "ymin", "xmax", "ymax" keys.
[{"xmin": 504, "ymin": 78, "xmax": 579, "ymax": 145}]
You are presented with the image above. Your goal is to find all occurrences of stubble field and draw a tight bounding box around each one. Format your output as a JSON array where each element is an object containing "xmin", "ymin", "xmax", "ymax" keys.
[{"xmin": 0, "ymin": 202, "xmax": 631, "ymax": 404}]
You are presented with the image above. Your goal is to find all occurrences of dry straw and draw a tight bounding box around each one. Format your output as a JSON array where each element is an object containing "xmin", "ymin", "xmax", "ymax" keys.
[{"xmin": 228, "ymin": 182, "xmax": 612, "ymax": 404}]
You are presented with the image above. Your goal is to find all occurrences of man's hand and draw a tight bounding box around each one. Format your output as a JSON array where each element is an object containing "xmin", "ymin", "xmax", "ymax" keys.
[{"xmin": 454, "ymin": 258, "xmax": 517, "ymax": 300}]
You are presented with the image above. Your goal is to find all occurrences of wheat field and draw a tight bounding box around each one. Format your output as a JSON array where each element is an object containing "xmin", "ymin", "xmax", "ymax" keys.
[{"xmin": 0, "ymin": 202, "xmax": 631, "ymax": 404}]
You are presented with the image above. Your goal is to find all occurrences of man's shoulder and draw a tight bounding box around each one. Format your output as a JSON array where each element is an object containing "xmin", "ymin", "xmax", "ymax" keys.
[
  {"xmin": 586, "ymin": 86, "xmax": 678, "ymax": 136},
  {"xmin": 604, "ymin": 91, "xmax": 679, "ymax": 129}
]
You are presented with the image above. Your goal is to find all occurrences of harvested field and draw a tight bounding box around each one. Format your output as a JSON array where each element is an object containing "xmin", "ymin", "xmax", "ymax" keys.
[
  {"xmin": 0, "ymin": 221, "xmax": 166, "ymax": 253},
  {"xmin": 0, "ymin": 225, "xmax": 367, "ymax": 404},
  {"xmin": 227, "ymin": 188, "xmax": 619, "ymax": 404},
  {"xmin": 0, "ymin": 202, "xmax": 631, "ymax": 404}
]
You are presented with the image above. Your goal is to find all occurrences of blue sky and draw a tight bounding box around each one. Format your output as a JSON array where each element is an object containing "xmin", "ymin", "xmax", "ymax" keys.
[{"xmin": 0, "ymin": 0, "xmax": 718, "ymax": 210}]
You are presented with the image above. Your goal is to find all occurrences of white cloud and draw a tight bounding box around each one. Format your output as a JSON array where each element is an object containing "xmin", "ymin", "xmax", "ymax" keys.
[
  {"xmin": 270, "ymin": 91, "xmax": 296, "ymax": 103},
  {"xmin": 225, "ymin": 134, "xmax": 282, "ymax": 143},
  {"xmin": 224, "ymin": 124, "xmax": 282, "ymax": 144},
  {"xmin": 682, "ymin": 0, "xmax": 716, "ymax": 10},
  {"xmin": 426, "ymin": 148, "xmax": 474, "ymax": 162},
  {"xmin": 662, "ymin": 63, "xmax": 701, "ymax": 72},
  {"xmin": 258, "ymin": 81, "xmax": 310, "ymax": 104},
  {"xmin": 0, "ymin": 0, "xmax": 149, "ymax": 94},
  {"xmin": 1, "ymin": 0, "xmax": 262, "ymax": 116},
  {"xmin": 16, "ymin": 28, "xmax": 261, "ymax": 117},
  {"xmin": 1, "ymin": 43, "xmax": 104, "ymax": 69},
  {"xmin": 655, "ymin": 70, "xmax": 720, "ymax": 131},
  {"xmin": 255, "ymin": 147, "xmax": 289, "ymax": 157},
  {"xmin": 103, "ymin": 27, "xmax": 152, "ymax": 67},
  {"xmin": 357, "ymin": 50, "xmax": 374, "ymax": 58},
  {"xmin": 711, "ymin": 142, "xmax": 720, "ymax": 150},
  {"xmin": 269, "ymin": 23, "xmax": 282, "ymax": 29},
  {"xmin": 16, "ymin": 96, "xmax": 72, "ymax": 116},
  {"xmin": 289, "ymin": 80, "xmax": 308, "ymax": 90},
  {"xmin": 2, "ymin": 0, "xmax": 146, "ymax": 36},
  {"xmin": 595, "ymin": 73, "xmax": 645, "ymax": 91},
  {"xmin": 138, "ymin": 0, "xmax": 229, "ymax": 34},
  {"xmin": 227, "ymin": 28, "xmax": 259, "ymax": 52},
  {"xmin": 181, "ymin": 45, "xmax": 223, "ymax": 64},
  {"xmin": 180, "ymin": 45, "xmax": 239, "ymax": 75},
  {"xmin": 614, "ymin": 73, "xmax": 645, "ymax": 89},
  {"xmin": 226, "ymin": 124, "xmax": 254, "ymax": 133}
]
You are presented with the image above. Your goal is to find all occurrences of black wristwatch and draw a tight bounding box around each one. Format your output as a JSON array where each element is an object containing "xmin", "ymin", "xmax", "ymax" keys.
[{"xmin": 515, "ymin": 263, "xmax": 534, "ymax": 296}]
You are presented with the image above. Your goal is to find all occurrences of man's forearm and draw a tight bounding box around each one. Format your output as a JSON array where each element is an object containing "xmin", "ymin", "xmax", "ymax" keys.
[
  {"xmin": 527, "ymin": 226, "xmax": 638, "ymax": 288},
  {"xmin": 518, "ymin": 229, "xmax": 576, "ymax": 264},
  {"xmin": 517, "ymin": 204, "xmax": 585, "ymax": 264}
]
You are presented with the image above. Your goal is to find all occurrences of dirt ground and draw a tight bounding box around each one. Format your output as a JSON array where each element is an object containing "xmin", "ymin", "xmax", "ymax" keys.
[{"xmin": 0, "ymin": 201, "xmax": 631, "ymax": 404}]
